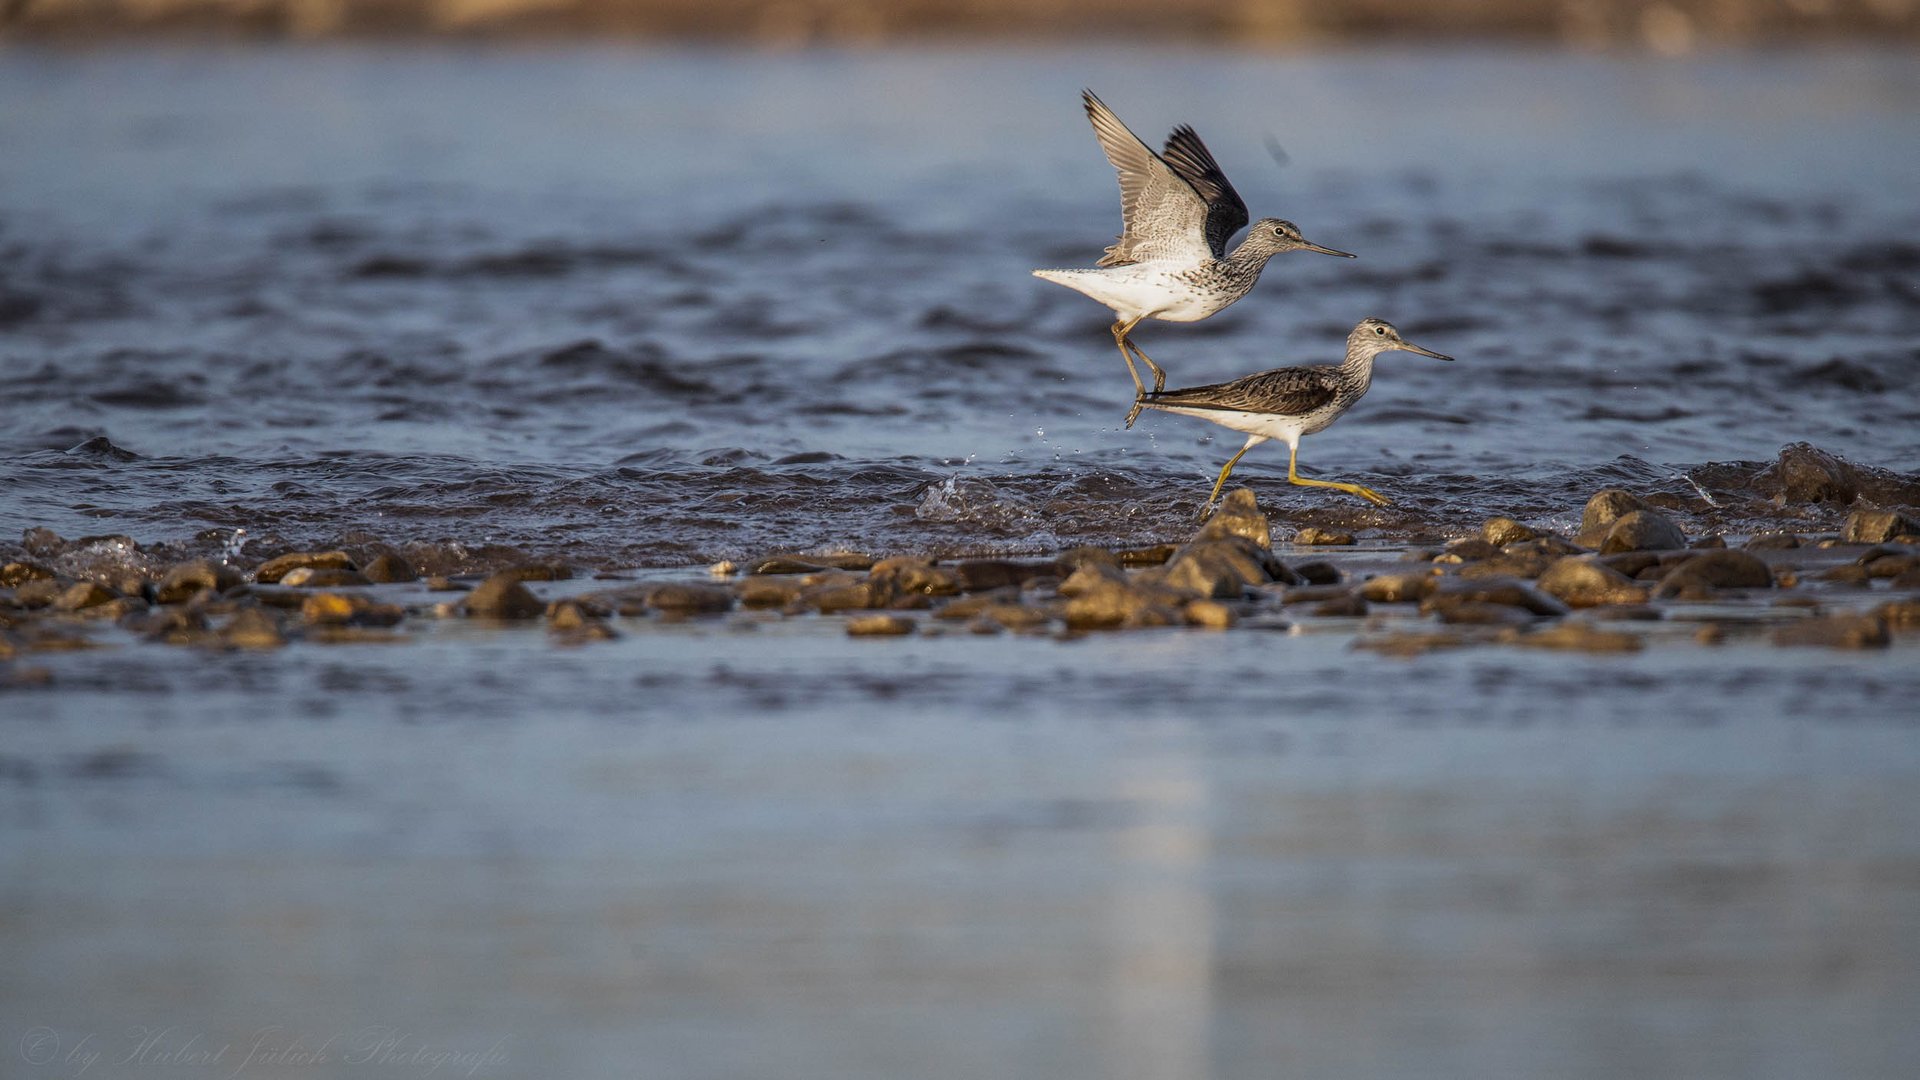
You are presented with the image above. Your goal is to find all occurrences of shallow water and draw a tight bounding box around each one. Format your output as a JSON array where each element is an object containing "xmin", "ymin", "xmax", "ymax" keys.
[
  {"xmin": 3, "ymin": 44, "xmax": 1919, "ymax": 564},
  {"xmin": 4, "ymin": 43, "xmax": 1920, "ymax": 1080}
]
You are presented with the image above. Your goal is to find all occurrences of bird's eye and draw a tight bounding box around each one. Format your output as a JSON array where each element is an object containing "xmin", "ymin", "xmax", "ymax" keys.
[{"xmin": 1373, "ymin": 325, "xmax": 1387, "ymax": 335}]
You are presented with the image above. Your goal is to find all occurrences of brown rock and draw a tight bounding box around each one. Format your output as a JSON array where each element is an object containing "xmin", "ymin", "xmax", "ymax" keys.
[
  {"xmin": 1874, "ymin": 599, "xmax": 1920, "ymax": 629},
  {"xmin": 278, "ymin": 567, "xmax": 375, "ymax": 588},
  {"xmin": 1310, "ymin": 594, "xmax": 1369, "ymax": 618},
  {"xmin": 846, "ymin": 614, "xmax": 916, "ymax": 637},
  {"xmin": 1425, "ymin": 597, "xmax": 1538, "ymax": 627},
  {"xmin": 1359, "ymin": 573, "xmax": 1437, "ymax": 603},
  {"xmin": 1426, "ymin": 577, "xmax": 1570, "ymax": 616},
  {"xmin": 361, "ymin": 553, "xmax": 418, "ymax": 583},
  {"xmin": 1059, "ymin": 564, "xmax": 1183, "ymax": 630},
  {"xmin": 1536, "ymin": 556, "xmax": 1652, "ymax": 609},
  {"xmin": 1352, "ymin": 630, "xmax": 1476, "ymax": 657},
  {"xmin": 1772, "ymin": 613, "xmax": 1890, "ymax": 649},
  {"xmin": 1758, "ymin": 442, "xmax": 1859, "ymax": 504},
  {"xmin": 14, "ymin": 579, "xmax": 64, "ymax": 608},
  {"xmin": 1843, "ymin": 508, "xmax": 1920, "ymax": 544},
  {"xmin": 1502, "ymin": 622, "xmax": 1644, "ymax": 652},
  {"xmin": 868, "ymin": 557, "xmax": 961, "ymax": 596},
  {"xmin": 736, "ymin": 577, "xmax": 805, "ymax": 607},
  {"xmin": 1183, "ymin": 600, "xmax": 1237, "ymax": 629},
  {"xmin": 1198, "ymin": 488, "xmax": 1273, "ymax": 548},
  {"xmin": 1656, "ymin": 550, "xmax": 1775, "ymax": 598},
  {"xmin": 954, "ymin": 560, "xmax": 1055, "ymax": 592},
  {"xmin": 1599, "ymin": 509, "xmax": 1688, "ymax": 554},
  {"xmin": 1815, "ymin": 564, "xmax": 1873, "ymax": 587},
  {"xmin": 0, "ymin": 562, "xmax": 55, "ymax": 587},
  {"xmin": 155, "ymin": 560, "xmax": 242, "ymax": 604},
  {"xmin": 1578, "ymin": 489, "xmax": 1656, "ymax": 542},
  {"xmin": 221, "ymin": 607, "xmax": 286, "ymax": 649},
  {"xmin": 645, "ymin": 583, "xmax": 735, "ymax": 613},
  {"xmin": 301, "ymin": 592, "xmax": 404, "ymax": 627},
  {"xmin": 463, "ymin": 573, "xmax": 545, "ymax": 619},
  {"xmin": 1436, "ymin": 538, "xmax": 1501, "ymax": 563},
  {"xmin": 1293, "ymin": 526, "xmax": 1355, "ymax": 547},
  {"xmin": 52, "ymin": 581, "xmax": 118, "ymax": 611},
  {"xmin": 977, "ymin": 603, "xmax": 1051, "ymax": 632},
  {"xmin": 1115, "ymin": 545, "xmax": 1178, "ymax": 568},
  {"xmin": 1056, "ymin": 546, "xmax": 1125, "ymax": 574},
  {"xmin": 1292, "ymin": 560, "xmax": 1342, "ymax": 585},
  {"xmin": 255, "ymin": 550, "xmax": 354, "ymax": 583},
  {"xmin": 498, "ymin": 562, "xmax": 572, "ymax": 582},
  {"xmin": 1157, "ymin": 537, "xmax": 1287, "ymax": 598},
  {"xmin": 1744, "ymin": 533, "xmax": 1801, "ymax": 550},
  {"xmin": 1481, "ymin": 516, "xmax": 1539, "ymax": 547},
  {"xmin": 804, "ymin": 582, "xmax": 885, "ymax": 613}
]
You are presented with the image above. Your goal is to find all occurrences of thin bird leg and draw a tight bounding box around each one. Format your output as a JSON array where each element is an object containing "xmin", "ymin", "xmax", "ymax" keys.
[
  {"xmin": 1110, "ymin": 319, "xmax": 1147, "ymax": 397},
  {"xmin": 1110, "ymin": 316, "xmax": 1165, "ymax": 393},
  {"xmin": 1198, "ymin": 438, "xmax": 1261, "ymax": 522},
  {"xmin": 1286, "ymin": 442, "xmax": 1391, "ymax": 507}
]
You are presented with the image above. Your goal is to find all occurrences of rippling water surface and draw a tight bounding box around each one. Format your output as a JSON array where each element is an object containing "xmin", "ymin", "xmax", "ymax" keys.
[
  {"xmin": 4, "ymin": 44, "xmax": 1919, "ymax": 1080},
  {"xmin": 4, "ymin": 44, "xmax": 1918, "ymax": 564}
]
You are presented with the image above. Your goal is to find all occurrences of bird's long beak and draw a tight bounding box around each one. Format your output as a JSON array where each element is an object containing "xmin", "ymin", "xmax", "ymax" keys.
[
  {"xmin": 1303, "ymin": 241, "xmax": 1357, "ymax": 258},
  {"xmin": 1399, "ymin": 341, "xmax": 1454, "ymax": 362}
]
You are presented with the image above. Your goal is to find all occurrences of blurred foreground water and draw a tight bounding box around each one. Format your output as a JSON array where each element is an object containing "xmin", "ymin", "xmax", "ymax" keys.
[{"xmin": 2, "ymin": 44, "xmax": 1918, "ymax": 1080}]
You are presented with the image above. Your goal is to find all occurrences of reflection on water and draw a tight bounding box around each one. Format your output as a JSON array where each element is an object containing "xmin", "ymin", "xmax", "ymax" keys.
[{"xmin": 4, "ymin": 625, "xmax": 1918, "ymax": 1078}]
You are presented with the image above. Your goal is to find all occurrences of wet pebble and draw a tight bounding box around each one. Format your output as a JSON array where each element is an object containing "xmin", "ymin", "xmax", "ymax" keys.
[
  {"xmin": 1745, "ymin": 533, "xmax": 1802, "ymax": 550},
  {"xmin": 278, "ymin": 567, "xmax": 375, "ymax": 588},
  {"xmin": 463, "ymin": 573, "xmax": 545, "ymax": 619},
  {"xmin": 1598, "ymin": 509, "xmax": 1688, "ymax": 554},
  {"xmin": 255, "ymin": 550, "xmax": 354, "ymax": 583},
  {"xmin": 1844, "ymin": 509, "xmax": 1920, "ymax": 545},
  {"xmin": 52, "ymin": 581, "xmax": 119, "ymax": 612},
  {"xmin": 954, "ymin": 560, "xmax": 1056, "ymax": 592},
  {"xmin": 1655, "ymin": 549, "xmax": 1775, "ymax": 598},
  {"xmin": 301, "ymin": 592, "xmax": 405, "ymax": 627},
  {"xmin": 1480, "ymin": 517, "xmax": 1539, "ymax": 547},
  {"xmin": 1183, "ymin": 600, "xmax": 1237, "ymax": 629},
  {"xmin": 1292, "ymin": 560, "xmax": 1342, "ymax": 585},
  {"xmin": 645, "ymin": 583, "xmax": 735, "ymax": 614},
  {"xmin": 1500, "ymin": 622, "xmax": 1643, "ymax": 652},
  {"xmin": 1772, "ymin": 613, "xmax": 1890, "ymax": 649},
  {"xmin": 1435, "ymin": 538, "xmax": 1501, "ymax": 563},
  {"xmin": 868, "ymin": 557, "xmax": 961, "ymax": 597},
  {"xmin": 155, "ymin": 560, "xmax": 242, "ymax": 604},
  {"xmin": 0, "ymin": 562, "xmax": 54, "ymax": 587},
  {"xmin": 1154, "ymin": 537, "xmax": 1289, "ymax": 598},
  {"xmin": 1426, "ymin": 578, "xmax": 1570, "ymax": 616},
  {"xmin": 1359, "ymin": 572, "xmax": 1437, "ymax": 603},
  {"xmin": 1352, "ymin": 630, "xmax": 1477, "ymax": 657},
  {"xmin": 1294, "ymin": 527, "xmax": 1355, "ymax": 546},
  {"xmin": 221, "ymin": 607, "xmax": 286, "ymax": 649},
  {"xmin": 846, "ymin": 614, "xmax": 916, "ymax": 637},
  {"xmin": 1535, "ymin": 555, "xmax": 1650, "ymax": 607},
  {"xmin": 1200, "ymin": 490, "xmax": 1273, "ymax": 548},
  {"xmin": 736, "ymin": 577, "xmax": 805, "ymax": 608},
  {"xmin": 360, "ymin": 553, "xmax": 419, "ymax": 583},
  {"xmin": 1575, "ymin": 488, "xmax": 1658, "ymax": 547}
]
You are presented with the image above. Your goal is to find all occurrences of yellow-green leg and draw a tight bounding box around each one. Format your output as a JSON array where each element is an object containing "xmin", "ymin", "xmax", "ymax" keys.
[
  {"xmin": 1287, "ymin": 442, "xmax": 1390, "ymax": 507},
  {"xmin": 1198, "ymin": 437, "xmax": 1263, "ymax": 521},
  {"xmin": 1110, "ymin": 317, "xmax": 1165, "ymax": 394}
]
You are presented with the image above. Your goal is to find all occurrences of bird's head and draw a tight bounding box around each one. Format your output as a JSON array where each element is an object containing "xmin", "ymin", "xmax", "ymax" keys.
[
  {"xmin": 1245, "ymin": 218, "xmax": 1355, "ymax": 259},
  {"xmin": 1351, "ymin": 317, "xmax": 1453, "ymax": 361}
]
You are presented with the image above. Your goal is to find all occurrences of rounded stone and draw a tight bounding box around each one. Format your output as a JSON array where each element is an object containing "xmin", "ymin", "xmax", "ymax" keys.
[
  {"xmin": 846, "ymin": 614, "xmax": 916, "ymax": 637},
  {"xmin": 463, "ymin": 574, "xmax": 545, "ymax": 619},
  {"xmin": 1598, "ymin": 509, "xmax": 1688, "ymax": 554}
]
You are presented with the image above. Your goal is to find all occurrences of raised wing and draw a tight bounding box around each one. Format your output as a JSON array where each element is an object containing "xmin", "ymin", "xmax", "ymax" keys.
[
  {"xmin": 1161, "ymin": 125, "xmax": 1249, "ymax": 259},
  {"xmin": 1149, "ymin": 366, "xmax": 1339, "ymax": 417},
  {"xmin": 1081, "ymin": 91, "xmax": 1213, "ymax": 268}
]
